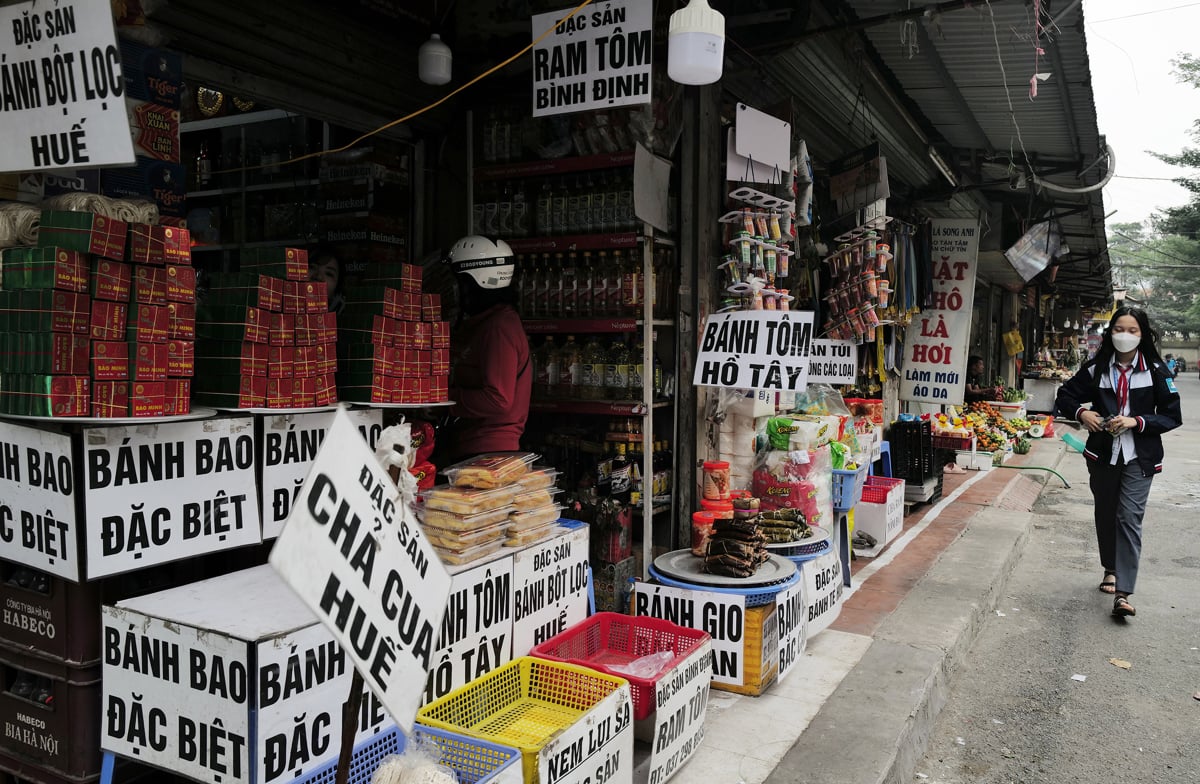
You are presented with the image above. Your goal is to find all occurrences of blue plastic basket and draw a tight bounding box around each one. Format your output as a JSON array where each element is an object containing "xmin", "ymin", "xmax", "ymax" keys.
[
  {"xmin": 295, "ymin": 725, "xmax": 521, "ymax": 784},
  {"xmin": 647, "ymin": 564, "xmax": 802, "ymax": 607},
  {"xmin": 832, "ymin": 464, "xmax": 869, "ymax": 511}
]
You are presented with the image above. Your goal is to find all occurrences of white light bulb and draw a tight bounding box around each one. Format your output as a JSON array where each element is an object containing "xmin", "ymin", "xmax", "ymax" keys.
[
  {"xmin": 419, "ymin": 34, "xmax": 452, "ymax": 86},
  {"xmin": 668, "ymin": 0, "xmax": 725, "ymax": 85}
]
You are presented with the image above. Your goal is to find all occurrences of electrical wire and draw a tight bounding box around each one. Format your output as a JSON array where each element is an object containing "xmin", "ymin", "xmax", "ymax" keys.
[
  {"xmin": 1110, "ymin": 229, "xmax": 1200, "ymax": 265},
  {"xmin": 1090, "ymin": 1, "xmax": 1200, "ymax": 24}
]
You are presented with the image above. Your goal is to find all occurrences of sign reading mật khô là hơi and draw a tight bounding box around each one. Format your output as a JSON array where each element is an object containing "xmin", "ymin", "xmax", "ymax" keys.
[
  {"xmin": 530, "ymin": 1, "xmax": 652, "ymax": 117},
  {"xmin": 692, "ymin": 310, "xmax": 815, "ymax": 393},
  {"xmin": 0, "ymin": 0, "xmax": 136, "ymax": 172}
]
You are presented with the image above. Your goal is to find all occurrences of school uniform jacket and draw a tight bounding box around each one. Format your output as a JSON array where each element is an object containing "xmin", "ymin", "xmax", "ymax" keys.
[{"xmin": 1054, "ymin": 351, "xmax": 1182, "ymax": 476}]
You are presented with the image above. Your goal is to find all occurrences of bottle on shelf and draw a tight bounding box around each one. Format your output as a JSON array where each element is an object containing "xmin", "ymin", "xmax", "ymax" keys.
[
  {"xmin": 605, "ymin": 338, "xmax": 630, "ymax": 400},
  {"xmin": 580, "ymin": 172, "xmax": 596, "ymax": 234},
  {"xmin": 533, "ymin": 336, "xmax": 559, "ymax": 399},
  {"xmin": 558, "ymin": 335, "xmax": 582, "ymax": 398},
  {"xmin": 593, "ymin": 250, "xmax": 611, "ymax": 317},
  {"xmin": 581, "ymin": 335, "xmax": 607, "ymax": 400},
  {"xmin": 482, "ymin": 107, "xmax": 499, "ymax": 164},
  {"xmin": 483, "ymin": 181, "xmax": 500, "ymax": 237},
  {"xmin": 562, "ymin": 251, "xmax": 579, "ymax": 317},
  {"xmin": 566, "ymin": 175, "xmax": 582, "ymax": 235},
  {"xmin": 595, "ymin": 443, "xmax": 614, "ymax": 497},
  {"xmin": 577, "ymin": 251, "xmax": 595, "ymax": 317},
  {"xmin": 615, "ymin": 249, "xmax": 637, "ymax": 317},
  {"xmin": 630, "ymin": 338, "xmax": 645, "ymax": 401},
  {"xmin": 618, "ymin": 170, "xmax": 635, "ymax": 231},
  {"xmin": 552, "ymin": 175, "xmax": 569, "ymax": 236},
  {"xmin": 610, "ymin": 443, "xmax": 632, "ymax": 504},
  {"xmin": 195, "ymin": 142, "xmax": 212, "ymax": 188},
  {"xmin": 546, "ymin": 252, "xmax": 563, "ymax": 317},
  {"xmin": 536, "ymin": 179, "xmax": 554, "ymax": 237},
  {"xmin": 599, "ymin": 171, "xmax": 618, "ymax": 233},
  {"xmin": 536, "ymin": 252, "xmax": 554, "ymax": 318},
  {"xmin": 497, "ymin": 180, "xmax": 514, "ymax": 238},
  {"xmin": 652, "ymin": 331, "xmax": 664, "ymax": 398}
]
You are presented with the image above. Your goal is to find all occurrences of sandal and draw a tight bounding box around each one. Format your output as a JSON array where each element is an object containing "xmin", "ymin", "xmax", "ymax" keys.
[
  {"xmin": 1098, "ymin": 572, "xmax": 1117, "ymax": 594},
  {"xmin": 1112, "ymin": 596, "xmax": 1136, "ymax": 618}
]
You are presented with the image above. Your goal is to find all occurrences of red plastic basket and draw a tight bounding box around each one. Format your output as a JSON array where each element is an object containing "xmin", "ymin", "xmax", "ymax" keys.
[
  {"xmin": 860, "ymin": 475, "xmax": 904, "ymax": 504},
  {"xmin": 528, "ymin": 612, "xmax": 711, "ymax": 720}
]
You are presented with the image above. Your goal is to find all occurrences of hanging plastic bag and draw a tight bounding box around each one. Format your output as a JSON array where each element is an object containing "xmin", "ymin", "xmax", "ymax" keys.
[{"xmin": 607, "ymin": 650, "xmax": 676, "ymax": 680}]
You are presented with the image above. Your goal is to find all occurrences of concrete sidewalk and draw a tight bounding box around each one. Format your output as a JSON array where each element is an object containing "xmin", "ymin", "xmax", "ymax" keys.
[{"xmin": 673, "ymin": 435, "xmax": 1071, "ymax": 784}]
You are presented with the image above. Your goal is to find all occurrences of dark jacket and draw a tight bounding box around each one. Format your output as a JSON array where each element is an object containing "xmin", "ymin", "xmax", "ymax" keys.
[{"xmin": 1054, "ymin": 351, "xmax": 1182, "ymax": 476}]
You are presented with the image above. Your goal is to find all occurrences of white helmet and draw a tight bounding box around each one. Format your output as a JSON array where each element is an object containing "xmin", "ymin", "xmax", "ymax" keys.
[{"xmin": 446, "ymin": 235, "xmax": 515, "ymax": 289}]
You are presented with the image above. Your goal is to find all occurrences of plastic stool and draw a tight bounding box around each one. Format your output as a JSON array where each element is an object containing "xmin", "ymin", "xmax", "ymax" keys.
[{"xmin": 874, "ymin": 442, "xmax": 893, "ymax": 478}]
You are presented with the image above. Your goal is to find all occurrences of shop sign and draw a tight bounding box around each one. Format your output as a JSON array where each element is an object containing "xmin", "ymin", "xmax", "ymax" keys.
[
  {"xmin": 693, "ymin": 310, "xmax": 815, "ymax": 392},
  {"xmin": 269, "ymin": 407, "xmax": 451, "ymax": 733},
  {"xmin": 82, "ymin": 416, "xmax": 262, "ymax": 578},
  {"xmin": 260, "ymin": 408, "xmax": 384, "ymax": 539},
  {"xmin": 0, "ymin": 420, "xmax": 79, "ymax": 581},
  {"xmin": 775, "ymin": 578, "xmax": 809, "ymax": 682},
  {"xmin": 512, "ymin": 525, "xmax": 590, "ymax": 656},
  {"xmin": 803, "ymin": 549, "xmax": 843, "ymax": 638},
  {"xmin": 530, "ymin": 1, "xmax": 652, "ymax": 117},
  {"xmin": 647, "ymin": 642, "xmax": 712, "ymax": 784},
  {"xmin": 633, "ymin": 583, "xmax": 748, "ymax": 687},
  {"xmin": 0, "ymin": 0, "xmax": 136, "ymax": 172},
  {"xmin": 539, "ymin": 684, "xmax": 633, "ymax": 784},
  {"xmin": 899, "ymin": 218, "xmax": 980, "ymax": 405},
  {"xmin": 808, "ymin": 338, "xmax": 857, "ymax": 385},
  {"xmin": 424, "ymin": 555, "xmax": 516, "ymax": 704}
]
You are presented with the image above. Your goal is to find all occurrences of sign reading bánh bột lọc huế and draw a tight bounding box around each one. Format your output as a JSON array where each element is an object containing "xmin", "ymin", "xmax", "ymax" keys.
[
  {"xmin": 511, "ymin": 525, "xmax": 590, "ymax": 656},
  {"xmin": 0, "ymin": 0, "xmax": 136, "ymax": 172},
  {"xmin": 0, "ymin": 420, "xmax": 79, "ymax": 580},
  {"xmin": 530, "ymin": 1, "xmax": 652, "ymax": 117},
  {"xmin": 692, "ymin": 310, "xmax": 815, "ymax": 393}
]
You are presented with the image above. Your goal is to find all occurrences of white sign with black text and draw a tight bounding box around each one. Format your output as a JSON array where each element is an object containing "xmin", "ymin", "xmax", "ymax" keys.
[
  {"xmin": 693, "ymin": 310, "xmax": 815, "ymax": 392},
  {"xmin": 802, "ymin": 548, "xmax": 844, "ymax": 638},
  {"xmin": 269, "ymin": 407, "xmax": 450, "ymax": 733},
  {"xmin": 0, "ymin": 421, "xmax": 79, "ymax": 580},
  {"xmin": 0, "ymin": 0, "xmax": 136, "ymax": 172},
  {"xmin": 83, "ymin": 416, "xmax": 261, "ymax": 578},
  {"xmin": 539, "ymin": 684, "xmax": 634, "ymax": 784},
  {"xmin": 260, "ymin": 408, "xmax": 384, "ymax": 539},
  {"xmin": 530, "ymin": 1, "xmax": 652, "ymax": 117},
  {"xmin": 807, "ymin": 339, "xmax": 858, "ymax": 386},
  {"xmin": 512, "ymin": 525, "xmax": 590, "ymax": 656},
  {"xmin": 647, "ymin": 642, "xmax": 711, "ymax": 784},
  {"xmin": 775, "ymin": 578, "xmax": 809, "ymax": 682},
  {"xmin": 633, "ymin": 583, "xmax": 748, "ymax": 687}
]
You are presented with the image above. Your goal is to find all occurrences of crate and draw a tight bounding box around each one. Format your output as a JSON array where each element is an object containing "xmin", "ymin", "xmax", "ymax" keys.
[
  {"xmin": 888, "ymin": 420, "xmax": 936, "ymax": 483},
  {"xmin": 529, "ymin": 613, "xmax": 711, "ymax": 721},
  {"xmin": 417, "ymin": 657, "xmax": 629, "ymax": 784},
  {"xmin": 0, "ymin": 568, "xmax": 103, "ymax": 666},
  {"xmin": 930, "ymin": 434, "xmax": 974, "ymax": 451},
  {"xmin": 0, "ymin": 648, "xmax": 101, "ymax": 781},
  {"xmin": 832, "ymin": 464, "xmax": 869, "ymax": 511},
  {"xmin": 853, "ymin": 477, "xmax": 905, "ymax": 557}
]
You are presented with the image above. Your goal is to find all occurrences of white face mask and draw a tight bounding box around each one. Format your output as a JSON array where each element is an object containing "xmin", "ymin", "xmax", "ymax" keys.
[{"xmin": 1111, "ymin": 332, "xmax": 1141, "ymax": 353}]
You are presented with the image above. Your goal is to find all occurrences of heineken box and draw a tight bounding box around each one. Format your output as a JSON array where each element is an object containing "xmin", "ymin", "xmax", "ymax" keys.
[
  {"xmin": 196, "ymin": 304, "xmax": 268, "ymax": 343},
  {"xmin": 92, "ymin": 341, "xmax": 130, "ymax": 380},
  {"xmin": 166, "ymin": 339, "xmax": 194, "ymax": 377},
  {"xmin": 1, "ymin": 246, "xmax": 88, "ymax": 292},
  {"xmin": 91, "ymin": 259, "xmax": 133, "ymax": 302},
  {"xmin": 207, "ymin": 272, "xmax": 284, "ymax": 312},
  {"xmin": 195, "ymin": 342, "xmax": 269, "ymax": 377},
  {"xmin": 132, "ymin": 342, "xmax": 169, "ymax": 381},
  {"xmin": 268, "ymin": 313, "xmax": 296, "ymax": 346},
  {"xmin": 267, "ymin": 346, "xmax": 293, "ymax": 379},
  {"xmin": 133, "ymin": 265, "xmax": 168, "ymax": 305},
  {"xmin": 165, "ymin": 264, "xmax": 196, "ymax": 303},
  {"xmin": 128, "ymin": 223, "xmax": 191, "ymax": 266},
  {"xmin": 164, "ymin": 379, "xmax": 191, "ymax": 415},
  {"xmin": 193, "ymin": 374, "xmax": 266, "ymax": 409},
  {"xmin": 432, "ymin": 320, "xmax": 450, "ymax": 348},
  {"xmin": 265, "ymin": 378, "xmax": 292, "ymax": 408},
  {"xmin": 38, "ymin": 211, "xmax": 128, "ymax": 260},
  {"xmin": 129, "ymin": 380, "xmax": 166, "ymax": 417},
  {"xmin": 93, "ymin": 380, "xmax": 129, "ymax": 417},
  {"xmin": 422, "ymin": 293, "xmax": 442, "ymax": 322},
  {"xmin": 125, "ymin": 303, "xmax": 169, "ymax": 343},
  {"xmin": 27, "ymin": 374, "xmax": 90, "ymax": 416},
  {"xmin": 240, "ymin": 247, "xmax": 308, "ymax": 281},
  {"xmin": 166, "ymin": 301, "xmax": 195, "ymax": 340},
  {"xmin": 16, "ymin": 290, "xmax": 91, "ymax": 333}
]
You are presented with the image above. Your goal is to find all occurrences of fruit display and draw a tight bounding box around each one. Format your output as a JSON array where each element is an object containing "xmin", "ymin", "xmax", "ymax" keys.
[
  {"xmin": 1008, "ymin": 417, "xmax": 1031, "ymax": 431},
  {"xmin": 1014, "ymin": 437, "xmax": 1032, "ymax": 455}
]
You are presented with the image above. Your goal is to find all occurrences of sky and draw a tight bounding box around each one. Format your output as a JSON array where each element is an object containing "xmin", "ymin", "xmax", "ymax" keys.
[{"xmin": 1083, "ymin": 0, "xmax": 1200, "ymax": 226}]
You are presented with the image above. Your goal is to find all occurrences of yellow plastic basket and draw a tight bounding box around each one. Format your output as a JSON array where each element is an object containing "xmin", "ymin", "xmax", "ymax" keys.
[{"xmin": 417, "ymin": 656, "xmax": 629, "ymax": 784}]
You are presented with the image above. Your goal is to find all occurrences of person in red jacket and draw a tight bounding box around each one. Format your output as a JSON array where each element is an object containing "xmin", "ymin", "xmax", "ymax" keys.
[{"xmin": 443, "ymin": 236, "xmax": 531, "ymax": 461}]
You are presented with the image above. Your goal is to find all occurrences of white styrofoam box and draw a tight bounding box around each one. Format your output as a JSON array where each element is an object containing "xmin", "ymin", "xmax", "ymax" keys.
[
  {"xmin": 102, "ymin": 565, "xmax": 396, "ymax": 784},
  {"xmin": 852, "ymin": 479, "xmax": 905, "ymax": 557},
  {"xmin": 726, "ymin": 389, "xmax": 777, "ymax": 418},
  {"xmin": 956, "ymin": 450, "xmax": 994, "ymax": 471}
]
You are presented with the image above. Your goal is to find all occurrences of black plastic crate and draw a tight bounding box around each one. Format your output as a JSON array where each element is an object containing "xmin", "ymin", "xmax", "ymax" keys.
[
  {"xmin": 0, "ymin": 649, "xmax": 100, "ymax": 781},
  {"xmin": 889, "ymin": 420, "xmax": 936, "ymax": 482}
]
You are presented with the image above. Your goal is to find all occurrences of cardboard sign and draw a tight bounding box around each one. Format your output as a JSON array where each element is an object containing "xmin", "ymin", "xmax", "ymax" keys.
[
  {"xmin": 82, "ymin": 416, "xmax": 262, "ymax": 578},
  {"xmin": 424, "ymin": 555, "xmax": 516, "ymax": 704},
  {"xmin": 647, "ymin": 643, "xmax": 712, "ymax": 784},
  {"xmin": 538, "ymin": 684, "xmax": 634, "ymax": 784},
  {"xmin": 260, "ymin": 408, "xmax": 384, "ymax": 539},
  {"xmin": 775, "ymin": 579, "xmax": 809, "ymax": 682},
  {"xmin": 269, "ymin": 407, "xmax": 451, "ymax": 733},
  {"xmin": 693, "ymin": 310, "xmax": 815, "ymax": 392},
  {"xmin": 530, "ymin": 1, "xmax": 652, "ymax": 117},
  {"xmin": 808, "ymin": 339, "xmax": 857, "ymax": 385},
  {"xmin": 802, "ymin": 549, "xmax": 844, "ymax": 638},
  {"xmin": 512, "ymin": 525, "xmax": 590, "ymax": 656},
  {"xmin": 0, "ymin": 0, "xmax": 137, "ymax": 172},
  {"xmin": 633, "ymin": 584, "xmax": 748, "ymax": 687},
  {"xmin": 900, "ymin": 217, "xmax": 980, "ymax": 405},
  {"xmin": 0, "ymin": 421, "xmax": 79, "ymax": 580}
]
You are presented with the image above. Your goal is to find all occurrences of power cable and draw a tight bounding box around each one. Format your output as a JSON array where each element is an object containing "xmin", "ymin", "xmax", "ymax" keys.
[
  {"xmin": 1090, "ymin": 2, "xmax": 1200, "ymax": 24},
  {"xmin": 1110, "ymin": 229, "xmax": 1200, "ymax": 265}
]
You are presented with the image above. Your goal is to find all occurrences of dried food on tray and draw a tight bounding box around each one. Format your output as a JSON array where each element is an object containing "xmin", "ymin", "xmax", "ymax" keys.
[
  {"xmin": 443, "ymin": 452, "xmax": 539, "ymax": 489},
  {"xmin": 516, "ymin": 468, "xmax": 560, "ymax": 491},
  {"xmin": 434, "ymin": 538, "xmax": 506, "ymax": 565},
  {"xmin": 511, "ymin": 487, "xmax": 561, "ymax": 512},
  {"xmin": 418, "ymin": 504, "xmax": 514, "ymax": 531},
  {"xmin": 504, "ymin": 522, "xmax": 563, "ymax": 547},
  {"xmin": 423, "ymin": 485, "xmax": 518, "ymax": 516},
  {"xmin": 422, "ymin": 519, "xmax": 509, "ymax": 550},
  {"xmin": 508, "ymin": 503, "xmax": 562, "ymax": 533}
]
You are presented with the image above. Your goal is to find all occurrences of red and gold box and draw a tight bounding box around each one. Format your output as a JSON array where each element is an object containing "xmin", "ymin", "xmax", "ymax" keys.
[
  {"xmin": 268, "ymin": 346, "xmax": 294, "ymax": 379},
  {"xmin": 399, "ymin": 291, "xmax": 421, "ymax": 322},
  {"xmin": 294, "ymin": 314, "xmax": 318, "ymax": 346},
  {"xmin": 91, "ymin": 259, "xmax": 132, "ymax": 302},
  {"xmin": 93, "ymin": 380, "xmax": 129, "ymax": 417},
  {"xmin": 241, "ymin": 246, "xmax": 308, "ymax": 281},
  {"xmin": 38, "ymin": 211, "xmax": 127, "ymax": 260},
  {"xmin": 16, "ymin": 290, "xmax": 89, "ymax": 334},
  {"xmin": 431, "ymin": 376, "xmax": 448, "ymax": 402},
  {"xmin": 293, "ymin": 345, "xmax": 318, "ymax": 377},
  {"xmin": 315, "ymin": 373, "xmax": 337, "ymax": 405},
  {"xmin": 396, "ymin": 320, "xmax": 431, "ymax": 350},
  {"xmin": 166, "ymin": 301, "xmax": 195, "ymax": 340},
  {"xmin": 282, "ymin": 280, "xmax": 304, "ymax": 314},
  {"xmin": 133, "ymin": 266, "xmax": 168, "ymax": 306},
  {"xmin": 131, "ymin": 342, "xmax": 169, "ymax": 381},
  {"xmin": 432, "ymin": 347, "xmax": 450, "ymax": 376},
  {"xmin": 210, "ymin": 274, "xmax": 283, "ymax": 312},
  {"xmin": 164, "ymin": 379, "xmax": 191, "ymax": 415},
  {"xmin": 166, "ymin": 339, "xmax": 193, "ymax": 377},
  {"xmin": 129, "ymin": 380, "xmax": 166, "ymax": 417},
  {"xmin": 400, "ymin": 262, "xmax": 422, "ymax": 293},
  {"xmin": 45, "ymin": 334, "xmax": 89, "ymax": 375},
  {"xmin": 380, "ymin": 288, "xmax": 403, "ymax": 320},
  {"xmin": 315, "ymin": 342, "xmax": 336, "ymax": 376},
  {"xmin": 31, "ymin": 375, "xmax": 89, "ymax": 415},
  {"xmin": 127, "ymin": 304, "xmax": 168, "ymax": 343},
  {"xmin": 422, "ymin": 294, "xmax": 442, "ymax": 322},
  {"xmin": 321, "ymin": 312, "xmax": 337, "ymax": 343},
  {"xmin": 91, "ymin": 340, "xmax": 129, "ymax": 380},
  {"xmin": 269, "ymin": 313, "xmax": 296, "ymax": 346},
  {"xmin": 128, "ymin": 223, "xmax": 191, "ymax": 266},
  {"xmin": 291, "ymin": 377, "xmax": 316, "ymax": 408},
  {"xmin": 391, "ymin": 348, "xmax": 416, "ymax": 378},
  {"xmin": 431, "ymin": 320, "xmax": 450, "ymax": 349},
  {"xmin": 19, "ymin": 247, "xmax": 88, "ymax": 292},
  {"xmin": 91, "ymin": 300, "xmax": 128, "ymax": 340},
  {"xmin": 305, "ymin": 282, "xmax": 327, "ymax": 314},
  {"xmin": 265, "ymin": 378, "xmax": 293, "ymax": 409},
  {"xmin": 165, "ymin": 264, "xmax": 196, "ymax": 303}
]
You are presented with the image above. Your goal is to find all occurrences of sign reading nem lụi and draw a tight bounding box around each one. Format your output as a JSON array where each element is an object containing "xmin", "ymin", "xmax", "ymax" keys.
[
  {"xmin": 0, "ymin": 0, "xmax": 136, "ymax": 172},
  {"xmin": 693, "ymin": 310, "xmax": 815, "ymax": 393},
  {"xmin": 899, "ymin": 218, "xmax": 980, "ymax": 405},
  {"xmin": 530, "ymin": 1, "xmax": 652, "ymax": 117}
]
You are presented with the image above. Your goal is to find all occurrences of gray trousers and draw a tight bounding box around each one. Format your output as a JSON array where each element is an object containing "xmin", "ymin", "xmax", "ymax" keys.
[{"xmin": 1088, "ymin": 459, "xmax": 1154, "ymax": 595}]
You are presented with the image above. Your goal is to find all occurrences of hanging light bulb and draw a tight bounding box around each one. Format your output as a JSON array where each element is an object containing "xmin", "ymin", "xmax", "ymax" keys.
[
  {"xmin": 668, "ymin": 0, "xmax": 725, "ymax": 85},
  {"xmin": 419, "ymin": 33, "xmax": 452, "ymax": 85},
  {"xmin": 1073, "ymin": 320, "xmax": 1081, "ymax": 330},
  {"xmin": 1063, "ymin": 317, "xmax": 1071, "ymax": 329}
]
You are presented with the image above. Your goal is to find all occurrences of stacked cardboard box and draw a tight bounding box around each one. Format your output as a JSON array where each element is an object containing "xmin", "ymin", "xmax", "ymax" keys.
[
  {"xmin": 339, "ymin": 264, "xmax": 450, "ymax": 403},
  {"xmin": 0, "ymin": 216, "xmax": 195, "ymax": 416},
  {"xmin": 193, "ymin": 247, "xmax": 337, "ymax": 409}
]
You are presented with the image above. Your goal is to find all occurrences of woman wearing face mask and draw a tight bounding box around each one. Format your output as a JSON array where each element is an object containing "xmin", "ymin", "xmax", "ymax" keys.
[{"xmin": 1055, "ymin": 307, "xmax": 1182, "ymax": 618}]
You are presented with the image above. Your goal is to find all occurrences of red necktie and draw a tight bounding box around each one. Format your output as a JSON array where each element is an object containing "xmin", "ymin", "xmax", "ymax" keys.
[{"xmin": 1116, "ymin": 366, "xmax": 1131, "ymax": 414}]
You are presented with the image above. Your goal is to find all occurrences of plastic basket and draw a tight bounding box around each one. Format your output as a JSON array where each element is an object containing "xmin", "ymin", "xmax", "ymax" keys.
[
  {"xmin": 528, "ymin": 612, "xmax": 711, "ymax": 721},
  {"xmin": 765, "ymin": 525, "xmax": 832, "ymax": 561},
  {"xmin": 860, "ymin": 475, "xmax": 904, "ymax": 504},
  {"xmin": 646, "ymin": 563, "xmax": 802, "ymax": 607},
  {"xmin": 416, "ymin": 656, "xmax": 628, "ymax": 784},
  {"xmin": 930, "ymin": 434, "xmax": 974, "ymax": 451},
  {"xmin": 295, "ymin": 725, "xmax": 521, "ymax": 784},
  {"xmin": 832, "ymin": 464, "xmax": 869, "ymax": 511},
  {"xmin": 889, "ymin": 420, "xmax": 936, "ymax": 482}
]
